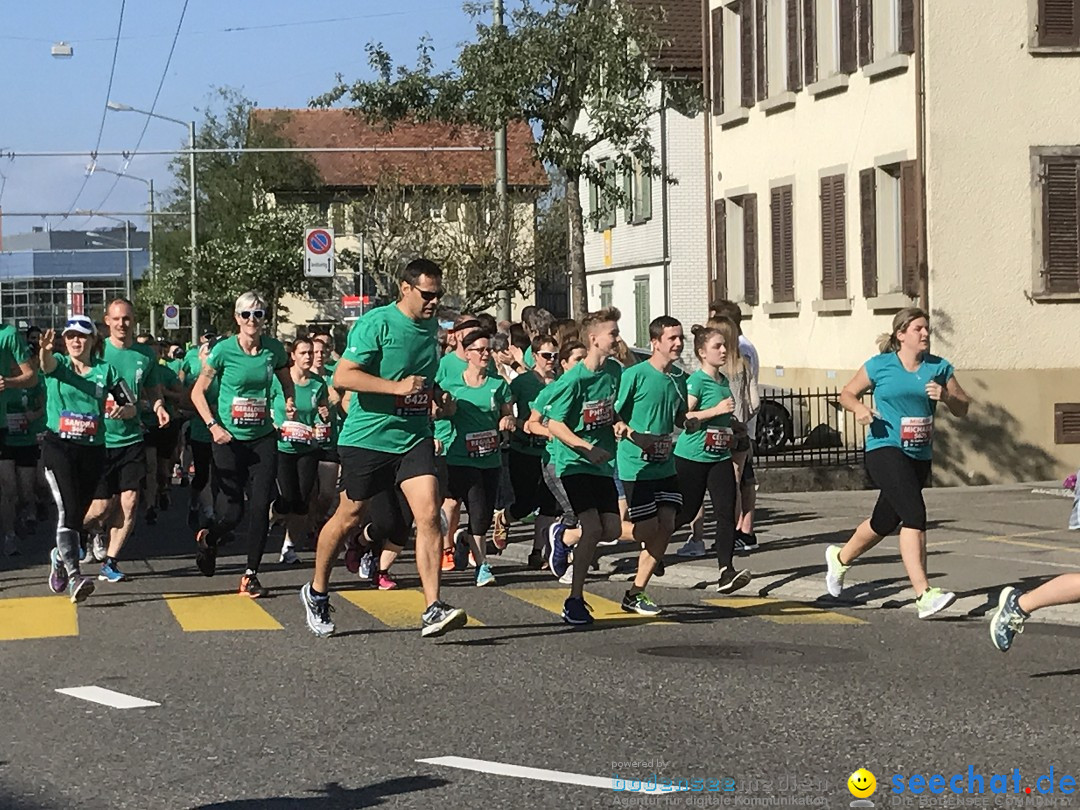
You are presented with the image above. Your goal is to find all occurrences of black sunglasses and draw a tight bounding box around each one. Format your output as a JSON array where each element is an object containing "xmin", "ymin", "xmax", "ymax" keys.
[
  {"xmin": 537, "ymin": 351, "xmax": 558, "ymax": 361},
  {"xmin": 412, "ymin": 284, "xmax": 444, "ymax": 302},
  {"xmin": 238, "ymin": 309, "xmax": 266, "ymax": 321}
]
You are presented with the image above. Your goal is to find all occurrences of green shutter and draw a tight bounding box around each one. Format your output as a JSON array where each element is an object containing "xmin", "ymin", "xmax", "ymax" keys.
[
  {"xmin": 639, "ymin": 169, "xmax": 652, "ymax": 221},
  {"xmin": 634, "ymin": 277, "xmax": 650, "ymax": 347},
  {"xmin": 623, "ymin": 170, "xmax": 634, "ymax": 224}
]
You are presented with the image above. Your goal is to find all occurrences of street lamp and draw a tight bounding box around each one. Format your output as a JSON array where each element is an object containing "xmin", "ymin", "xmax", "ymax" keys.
[
  {"xmin": 82, "ymin": 216, "xmax": 132, "ymax": 300},
  {"xmin": 107, "ymin": 101, "xmax": 198, "ymax": 344}
]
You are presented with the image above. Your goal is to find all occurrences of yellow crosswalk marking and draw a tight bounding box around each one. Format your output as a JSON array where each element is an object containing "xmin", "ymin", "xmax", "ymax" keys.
[
  {"xmin": 339, "ymin": 589, "xmax": 485, "ymax": 628},
  {"xmin": 163, "ymin": 593, "xmax": 283, "ymax": 632},
  {"xmin": 506, "ymin": 587, "xmax": 668, "ymax": 623},
  {"xmin": 704, "ymin": 596, "xmax": 865, "ymax": 624},
  {"xmin": 0, "ymin": 596, "xmax": 79, "ymax": 640}
]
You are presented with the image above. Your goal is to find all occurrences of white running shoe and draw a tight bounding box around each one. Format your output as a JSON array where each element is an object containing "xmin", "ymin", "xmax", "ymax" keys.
[
  {"xmin": 676, "ymin": 539, "xmax": 707, "ymax": 558},
  {"xmin": 915, "ymin": 586, "xmax": 956, "ymax": 619},
  {"xmin": 91, "ymin": 533, "xmax": 108, "ymax": 563},
  {"xmin": 279, "ymin": 541, "xmax": 300, "ymax": 565},
  {"xmin": 824, "ymin": 545, "xmax": 849, "ymax": 598},
  {"xmin": 358, "ymin": 550, "xmax": 376, "ymax": 580}
]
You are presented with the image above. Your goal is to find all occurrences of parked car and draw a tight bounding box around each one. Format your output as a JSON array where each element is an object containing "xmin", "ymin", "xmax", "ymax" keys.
[{"xmin": 755, "ymin": 386, "xmax": 812, "ymax": 454}]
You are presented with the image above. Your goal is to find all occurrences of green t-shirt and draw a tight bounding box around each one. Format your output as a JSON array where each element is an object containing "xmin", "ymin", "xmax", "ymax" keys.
[
  {"xmin": 142, "ymin": 362, "xmax": 182, "ymax": 427},
  {"xmin": 102, "ymin": 340, "xmax": 160, "ymax": 448},
  {"xmin": 44, "ymin": 354, "xmax": 119, "ymax": 446},
  {"xmin": 272, "ymin": 374, "xmax": 330, "ymax": 454},
  {"xmin": 440, "ymin": 373, "xmax": 511, "ymax": 469},
  {"xmin": 336, "ymin": 303, "xmax": 440, "ymax": 453},
  {"xmin": 180, "ymin": 347, "xmax": 201, "ymax": 386},
  {"xmin": 615, "ymin": 362, "xmax": 688, "ymax": 481},
  {"xmin": 509, "ymin": 370, "xmax": 550, "ymax": 457},
  {"xmin": 523, "ymin": 345, "xmax": 535, "ymax": 369},
  {"xmin": 207, "ymin": 335, "xmax": 289, "ymax": 442},
  {"xmin": 0, "ymin": 325, "xmax": 32, "ymax": 422},
  {"xmin": 674, "ymin": 370, "xmax": 735, "ymax": 463},
  {"xmin": 545, "ymin": 360, "xmax": 621, "ymax": 478},
  {"xmin": 166, "ymin": 358, "xmax": 183, "ymax": 377},
  {"xmin": 2, "ymin": 374, "xmax": 46, "ymax": 447}
]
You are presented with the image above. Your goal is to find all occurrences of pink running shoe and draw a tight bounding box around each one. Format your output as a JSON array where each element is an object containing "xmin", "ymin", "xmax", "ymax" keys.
[{"xmin": 374, "ymin": 571, "xmax": 398, "ymax": 591}]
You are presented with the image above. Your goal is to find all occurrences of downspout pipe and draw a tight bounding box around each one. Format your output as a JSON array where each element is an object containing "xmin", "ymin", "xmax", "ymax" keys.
[
  {"xmin": 661, "ymin": 83, "xmax": 672, "ymax": 316},
  {"xmin": 915, "ymin": 0, "xmax": 929, "ymax": 311},
  {"xmin": 701, "ymin": 0, "xmax": 715, "ymax": 308}
]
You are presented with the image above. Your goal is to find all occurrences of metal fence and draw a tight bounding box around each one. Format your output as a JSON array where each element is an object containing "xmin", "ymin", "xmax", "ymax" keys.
[{"xmin": 753, "ymin": 387, "xmax": 873, "ymax": 469}]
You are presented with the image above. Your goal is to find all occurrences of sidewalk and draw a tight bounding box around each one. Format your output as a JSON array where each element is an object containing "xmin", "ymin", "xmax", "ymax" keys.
[{"xmin": 499, "ymin": 482, "xmax": 1080, "ymax": 626}]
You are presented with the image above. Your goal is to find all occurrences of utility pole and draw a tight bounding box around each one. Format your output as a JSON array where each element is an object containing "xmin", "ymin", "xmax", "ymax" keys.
[
  {"xmin": 123, "ymin": 219, "xmax": 132, "ymax": 301},
  {"xmin": 188, "ymin": 121, "xmax": 199, "ymax": 344},
  {"xmin": 494, "ymin": 0, "xmax": 512, "ymax": 324},
  {"xmin": 148, "ymin": 179, "xmax": 157, "ymax": 335}
]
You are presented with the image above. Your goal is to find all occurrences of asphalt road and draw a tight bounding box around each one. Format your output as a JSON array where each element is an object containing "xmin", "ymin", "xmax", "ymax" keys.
[{"xmin": 2, "ymin": 485, "xmax": 1079, "ymax": 810}]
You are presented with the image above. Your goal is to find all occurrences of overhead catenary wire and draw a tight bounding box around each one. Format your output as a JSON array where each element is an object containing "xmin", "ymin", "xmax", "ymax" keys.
[{"xmin": 2, "ymin": 146, "xmax": 492, "ymax": 158}]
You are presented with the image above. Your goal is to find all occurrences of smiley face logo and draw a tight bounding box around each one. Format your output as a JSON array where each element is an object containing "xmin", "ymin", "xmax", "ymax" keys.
[{"xmin": 848, "ymin": 768, "xmax": 876, "ymax": 798}]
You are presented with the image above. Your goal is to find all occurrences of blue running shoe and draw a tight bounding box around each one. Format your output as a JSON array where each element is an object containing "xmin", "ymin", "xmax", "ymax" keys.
[
  {"xmin": 475, "ymin": 562, "xmax": 496, "ymax": 587},
  {"xmin": 562, "ymin": 596, "xmax": 593, "ymax": 626},
  {"xmin": 68, "ymin": 575, "xmax": 95, "ymax": 604},
  {"xmin": 48, "ymin": 548, "xmax": 69, "ymax": 594},
  {"xmin": 990, "ymin": 586, "xmax": 1029, "ymax": 652},
  {"xmin": 98, "ymin": 560, "xmax": 129, "ymax": 583},
  {"xmin": 548, "ymin": 522, "xmax": 570, "ymax": 580}
]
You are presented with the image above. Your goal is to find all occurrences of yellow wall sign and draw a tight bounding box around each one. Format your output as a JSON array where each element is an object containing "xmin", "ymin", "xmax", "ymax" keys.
[{"xmin": 604, "ymin": 229, "xmax": 613, "ymax": 266}]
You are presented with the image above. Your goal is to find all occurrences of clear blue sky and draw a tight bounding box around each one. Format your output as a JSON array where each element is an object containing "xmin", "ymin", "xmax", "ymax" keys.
[{"xmin": 0, "ymin": 1, "xmax": 478, "ymax": 238}]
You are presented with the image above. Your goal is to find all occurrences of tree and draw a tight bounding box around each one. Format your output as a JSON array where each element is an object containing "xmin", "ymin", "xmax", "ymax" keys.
[{"xmin": 315, "ymin": 0, "xmax": 701, "ymax": 317}]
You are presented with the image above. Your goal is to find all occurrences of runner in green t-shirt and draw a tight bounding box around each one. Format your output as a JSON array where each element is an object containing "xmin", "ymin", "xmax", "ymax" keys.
[
  {"xmin": 0, "ymin": 373, "xmax": 46, "ymax": 554},
  {"xmin": 0, "ymin": 323, "xmax": 38, "ymax": 429},
  {"xmin": 140, "ymin": 349, "xmax": 186, "ymax": 526},
  {"xmin": 190, "ymin": 291, "xmax": 295, "ymax": 599},
  {"xmin": 299, "ymin": 259, "xmax": 468, "ymax": 640},
  {"xmin": 186, "ymin": 339, "xmax": 219, "ymax": 532}
]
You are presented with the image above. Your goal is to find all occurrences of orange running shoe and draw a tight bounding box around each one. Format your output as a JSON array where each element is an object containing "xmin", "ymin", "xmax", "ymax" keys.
[{"xmin": 441, "ymin": 547, "xmax": 455, "ymax": 572}]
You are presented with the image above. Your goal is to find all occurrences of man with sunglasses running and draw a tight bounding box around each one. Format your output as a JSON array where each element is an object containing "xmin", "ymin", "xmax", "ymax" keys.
[{"xmin": 300, "ymin": 258, "xmax": 467, "ymax": 638}]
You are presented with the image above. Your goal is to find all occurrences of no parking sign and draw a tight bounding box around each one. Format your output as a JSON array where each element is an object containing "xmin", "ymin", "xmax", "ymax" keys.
[
  {"xmin": 163, "ymin": 304, "xmax": 180, "ymax": 330},
  {"xmin": 305, "ymin": 228, "xmax": 335, "ymax": 278}
]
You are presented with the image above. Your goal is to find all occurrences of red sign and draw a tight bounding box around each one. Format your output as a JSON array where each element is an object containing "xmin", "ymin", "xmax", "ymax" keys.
[
  {"xmin": 71, "ymin": 293, "xmax": 85, "ymax": 315},
  {"xmin": 306, "ymin": 229, "xmax": 332, "ymax": 255}
]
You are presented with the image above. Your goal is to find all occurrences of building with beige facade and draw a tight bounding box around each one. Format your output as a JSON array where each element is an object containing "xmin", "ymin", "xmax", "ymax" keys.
[{"xmin": 705, "ymin": 0, "xmax": 1080, "ymax": 483}]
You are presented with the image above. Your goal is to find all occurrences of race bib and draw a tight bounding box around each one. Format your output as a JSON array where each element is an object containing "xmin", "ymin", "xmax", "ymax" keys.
[
  {"xmin": 582, "ymin": 398, "xmax": 614, "ymax": 432},
  {"xmin": 59, "ymin": 411, "xmax": 99, "ymax": 440},
  {"xmin": 394, "ymin": 386, "xmax": 432, "ymax": 417},
  {"xmin": 6, "ymin": 413, "xmax": 28, "ymax": 435},
  {"xmin": 704, "ymin": 427, "xmax": 734, "ymax": 455},
  {"xmin": 280, "ymin": 420, "xmax": 313, "ymax": 444},
  {"xmin": 901, "ymin": 416, "xmax": 933, "ymax": 449},
  {"xmin": 465, "ymin": 429, "xmax": 499, "ymax": 458},
  {"xmin": 312, "ymin": 421, "xmax": 332, "ymax": 444},
  {"xmin": 231, "ymin": 397, "xmax": 268, "ymax": 426},
  {"xmin": 641, "ymin": 435, "xmax": 673, "ymax": 463}
]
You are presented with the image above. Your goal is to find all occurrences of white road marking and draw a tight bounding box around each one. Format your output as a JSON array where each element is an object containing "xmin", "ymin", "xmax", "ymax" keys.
[
  {"xmin": 418, "ymin": 756, "xmax": 692, "ymax": 794},
  {"xmin": 55, "ymin": 686, "xmax": 160, "ymax": 709}
]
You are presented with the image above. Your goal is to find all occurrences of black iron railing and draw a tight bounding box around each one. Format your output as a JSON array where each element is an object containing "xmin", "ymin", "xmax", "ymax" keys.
[{"xmin": 753, "ymin": 387, "xmax": 872, "ymax": 469}]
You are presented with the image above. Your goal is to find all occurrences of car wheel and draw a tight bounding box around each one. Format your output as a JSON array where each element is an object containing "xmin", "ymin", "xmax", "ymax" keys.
[{"xmin": 755, "ymin": 400, "xmax": 793, "ymax": 454}]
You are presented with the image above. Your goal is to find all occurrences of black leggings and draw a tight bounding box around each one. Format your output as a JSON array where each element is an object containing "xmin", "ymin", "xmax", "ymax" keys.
[
  {"xmin": 508, "ymin": 449, "xmax": 558, "ymax": 521},
  {"xmin": 190, "ymin": 439, "xmax": 213, "ymax": 494},
  {"xmin": 366, "ymin": 487, "xmax": 413, "ymax": 547},
  {"xmin": 675, "ymin": 455, "xmax": 737, "ymax": 569},
  {"xmin": 275, "ymin": 451, "xmax": 319, "ymax": 515},
  {"xmin": 209, "ymin": 432, "xmax": 278, "ymax": 573},
  {"xmin": 865, "ymin": 447, "xmax": 931, "ymax": 535},
  {"xmin": 42, "ymin": 432, "xmax": 105, "ymax": 575},
  {"xmin": 447, "ymin": 465, "xmax": 500, "ymax": 537}
]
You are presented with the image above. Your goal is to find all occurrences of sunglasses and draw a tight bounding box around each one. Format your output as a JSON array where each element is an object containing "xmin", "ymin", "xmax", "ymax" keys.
[
  {"xmin": 237, "ymin": 309, "xmax": 266, "ymax": 321},
  {"xmin": 412, "ymin": 285, "xmax": 444, "ymax": 302},
  {"xmin": 537, "ymin": 351, "xmax": 558, "ymax": 361},
  {"xmin": 468, "ymin": 346, "xmax": 492, "ymax": 355}
]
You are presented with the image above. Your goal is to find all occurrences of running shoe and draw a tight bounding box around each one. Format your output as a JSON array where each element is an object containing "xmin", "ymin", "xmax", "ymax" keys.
[
  {"xmin": 597, "ymin": 538, "xmax": 620, "ymax": 547},
  {"xmin": 98, "ymin": 560, "xmax": 129, "ymax": 583},
  {"xmin": 420, "ymin": 601, "xmax": 468, "ymax": 637},
  {"xmin": 2, "ymin": 532, "xmax": 18, "ymax": 556},
  {"xmin": 91, "ymin": 533, "xmax": 108, "ymax": 563},
  {"xmin": 558, "ymin": 563, "xmax": 574, "ymax": 585},
  {"xmin": 521, "ymin": 509, "xmax": 537, "ymax": 525},
  {"xmin": 716, "ymin": 566, "xmax": 752, "ymax": 594},
  {"xmin": 654, "ymin": 559, "xmax": 666, "ymax": 577},
  {"xmin": 279, "ymin": 542, "xmax": 301, "ymax": 565},
  {"xmin": 359, "ymin": 550, "xmax": 376, "ymax": 581},
  {"xmin": 440, "ymin": 546, "xmax": 456, "ymax": 572},
  {"xmin": 344, "ymin": 536, "xmax": 362, "ymax": 574},
  {"xmin": 68, "ymin": 575, "xmax": 95, "ymax": 604},
  {"xmin": 144, "ymin": 506, "xmax": 158, "ymax": 526},
  {"xmin": 915, "ymin": 586, "xmax": 955, "ymax": 619},
  {"xmin": 475, "ymin": 562, "xmax": 496, "ymax": 587},
  {"xmin": 676, "ymin": 538, "xmax": 707, "ymax": 558},
  {"xmin": 824, "ymin": 545, "xmax": 849, "ymax": 598},
  {"xmin": 373, "ymin": 571, "xmax": 399, "ymax": 591},
  {"xmin": 492, "ymin": 509, "xmax": 509, "ymax": 550},
  {"xmin": 527, "ymin": 549, "xmax": 547, "ymax": 570},
  {"xmin": 739, "ymin": 531, "xmax": 759, "ymax": 552},
  {"xmin": 548, "ymin": 522, "xmax": 570, "ymax": 580},
  {"xmin": 562, "ymin": 596, "xmax": 594, "ymax": 626},
  {"xmin": 621, "ymin": 590, "xmax": 662, "ymax": 616},
  {"xmin": 300, "ymin": 582, "xmax": 335, "ymax": 637},
  {"xmin": 48, "ymin": 548, "xmax": 69, "ymax": 594},
  {"xmin": 195, "ymin": 529, "xmax": 217, "ymax": 577},
  {"xmin": 239, "ymin": 573, "xmax": 268, "ymax": 599},
  {"xmin": 990, "ymin": 586, "xmax": 1029, "ymax": 652}
]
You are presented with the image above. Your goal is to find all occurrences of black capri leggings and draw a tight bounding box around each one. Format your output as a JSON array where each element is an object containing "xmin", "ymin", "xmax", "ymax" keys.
[
  {"xmin": 447, "ymin": 465, "xmax": 501, "ymax": 537},
  {"xmin": 209, "ymin": 432, "xmax": 278, "ymax": 573},
  {"xmin": 508, "ymin": 449, "xmax": 558, "ymax": 521},
  {"xmin": 42, "ymin": 432, "xmax": 105, "ymax": 575},
  {"xmin": 190, "ymin": 439, "xmax": 213, "ymax": 493},
  {"xmin": 864, "ymin": 446, "xmax": 932, "ymax": 535},
  {"xmin": 366, "ymin": 487, "xmax": 412, "ymax": 548},
  {"xmin": 275, "ymin": 451, "xmax": 320, "ymax": 515},
  {"xmin": 675, "ymin": 456, "xmax": 738, "ymax": 569}
]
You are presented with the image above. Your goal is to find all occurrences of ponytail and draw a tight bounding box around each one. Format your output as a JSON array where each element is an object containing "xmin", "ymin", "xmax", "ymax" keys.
[{"xmin": 877, "ymin": 307, "xmax": 929, "ymax": 354}]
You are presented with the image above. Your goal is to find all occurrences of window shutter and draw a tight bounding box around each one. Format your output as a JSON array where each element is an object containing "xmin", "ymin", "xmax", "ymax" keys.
[
  {"xmin": 743, "ymin": 194, "xmax": 760, "ymax": 306},
  {"xmin": 741, "ymin": 1, "xmax": 756, "ymax": 107},
  {"xmin": 639, "ymin": 169, "xmax": 652, "ymax": 221},
  {"xmin": 589, "ymin": 180, "xmax": 599, "ymax": 232},
  {"xmin": 603, "ymin": 162, "xmax": 617, "ymax": 230},
  {"xmin": 756, "ymin": 0, "xmax": 768, "ymax": 101},
  {"xmin": 771, "ymin": 185, "xmax": 795, "ymax": 303},
  {"xmin": 781, "ymin": 186, "xmax": 795, "ymax": 301},
  {"xmin": 623, "ymin": 169, "xmax": 634, "ymax": 224},
  {"xmin": 714, "ymin": 199, "xmax": 728, "ymax": 301},
  {"xmin": 860, "ymin": 168, "xmax": 878, "ymax": 299},
  {"xmin": 771, "ymin": 187, "xmax": 784, "ymax": 301},
  {"xmin": 900, "ymin": 160, "xmax": 921, "ymax": 297},
  {"xmin": 1043, "ymin": 157, "xmax": 1080, "ymax": 293},
  {"xmin": 712, "ymin": 8, "xmax": 725, "ymax": 113},
  {"xmin": 839, "ymin": 0, "xmax": 858, "ymax": 74},
  {"xmin": 803, "ymin": 0, "xmax": 818, "ymax": 84},
  {"xmin": 820, "ymin": 178, "xmax": 834, "ymax": 298},
  {"xmin": 899, "ymin": 0, "xmax": 916, "ymax": 53},
  {"xmin": 787, "ymin": 0, "xmax": 802, "ymax": 92},
  {"xmin": 1039, "ymin": 0, "xmax": 1080, "ymax": 46},
  {"xmin": 858, "ymin": 0, "xmax": 873, "ymax": 66},
  {"xmin": 821, "ymin": 175, "xmax": 847, "ymax": 300}
]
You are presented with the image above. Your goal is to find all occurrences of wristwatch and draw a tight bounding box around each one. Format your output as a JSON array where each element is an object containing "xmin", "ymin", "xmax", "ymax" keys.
[{"xmin": 205, "ymin": 418, "xmax": 219, "ymax": 429}]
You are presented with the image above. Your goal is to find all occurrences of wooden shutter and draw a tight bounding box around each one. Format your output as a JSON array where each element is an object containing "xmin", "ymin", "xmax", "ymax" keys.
[
  {"xmin": 858, "ymin": 0, "xmax": 873, "ymax": 66},
  {"xmin": 714, "ymin": 199, "xmax": 728, "ymax": 300},
  {"xmin": 899, "ymin": 0, "xmax": 916, "ymax": 53},
  {"xmin": 900, "ymin": 160, "xmax": 921, "ymax": 297},
  {"xmin": 839, "ymin": 0, "xmax": 858, "ymax": 73},
  {"xmin": 741, "ymin": 1, "xmax": 756, "ymax": 107},
  {"xmin": 743, "ymin": 194, "xmax": 759, "ymax": 306},
  {"xmin": 821, "ymin": 175, "xmax": 847, "ymax": 300},
  {"xmin": 639, "ymin": 169, "xmax": 652, "ymax": 221},
  {"xmin": 712, "ymin": 7, "xmax": 725, "ymax": 114},
  {"xmin": 803, "ymin": 0, "xmax": 818, "ymax": 84},
  {"xmin": 787, "ymin": 0, "xmax": 802, "ymax": 91},
  {"xmin": 623, "ymin": 169, "xmax": 634, "ymax": 224},
  {"xmin": 589, "ymin": 179, "xmax": 600, "ymax": 232},
  {"xmin": 860, "ymin": 168, "xmax": 878, "ymax": 299},
  {"xmin": 602, "ymin": 162, "xmax": 617, "ymax": 230},
  {"xmin": 771, "ymin": 185, "xmax": 795, "ymax": 303},
  {"xmin": 1055, "ymin": 403, "xmax": 1080, "ymax": 444},
  {"xmin": 1044, "ymin": 157, "xmax": 1080, "ymax": 293},
  {"xmin": 756, "ymin": 0, "xmax": 768, "ymax": 101},
  {"xmin": 1039, "ymin": 0, "xmax": 1080, "ymax": 46}
]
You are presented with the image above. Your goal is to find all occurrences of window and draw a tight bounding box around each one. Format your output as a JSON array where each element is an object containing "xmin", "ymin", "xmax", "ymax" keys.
[
  {"xmin": 600, "ymin": 281, "xmax": 614, "ymax": 309},
  {"xmin": 859, "ymin": 161, "xmax": 919, "ymax": 299},
  {"xmin": 634, "ymin": 277, "xmax": 650, "ymax": 348},
  {"xmin": 711, "ymin": 7, "xmax": 725, "ymax": 113},
  {"xmin": 713, "ymin": 200, "xmax": 728, "ymax": 301},
  {"xmin": 588, "ymin": 160, "xmax": 617, "ymax": 231},
  {"xmin": 331, "ymin": 202, "xmax": 346, "ymax": 233},
  {"xmin": 820, "ymin": 174, "xmax": 848, "ymax": 300},
  {"xmin": 770, "ymin": 185, "xmax": 795, "ymax": 302},
  {"xmin": 719, "ymin": 1, "xmax": 757, "ymax": 111},
  {"xmin": 623, "ymin": 161, "xmax": 653, "ymax": 224},
  {"xmin": 803, "ymin": 0, "xmax": 817, "ymax": 83},
  {"xmin": 1037, "ymin": 154, "xmax": 1080, "ymax": 294},
  {"xmin": 724, "ymin": 194, "xmax": 759, "ymax": 306},
  {"xmin": 765, "ymin": 0, "xmax": 803, "ymax": 93},
  {"xmin": 814, "ymin": 0, "xmax": 857, "ymax": 77},
  {"xmin": 1035, "ymin": 0, "xmax": 1080, "ymax": 48}
]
